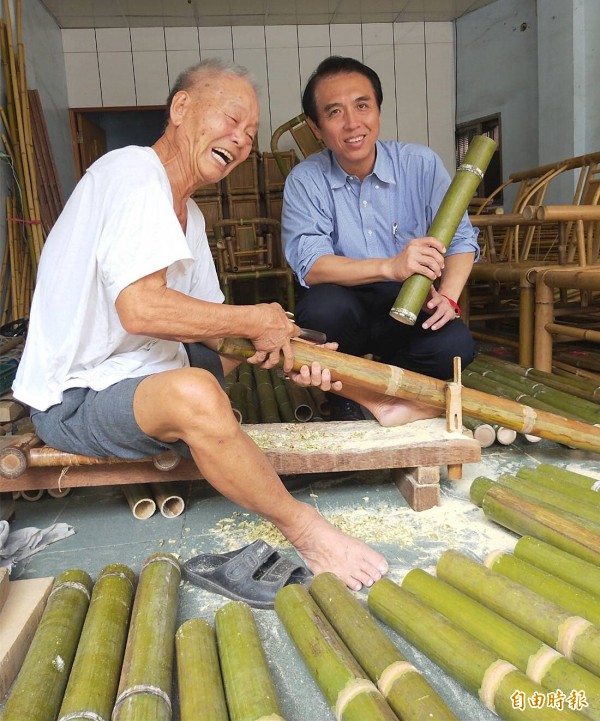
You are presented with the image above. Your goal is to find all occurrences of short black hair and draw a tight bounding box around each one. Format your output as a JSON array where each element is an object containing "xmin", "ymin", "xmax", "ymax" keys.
[{"xmin": 302, "ymin": 56, "xmax": 383, "ymax": 126}]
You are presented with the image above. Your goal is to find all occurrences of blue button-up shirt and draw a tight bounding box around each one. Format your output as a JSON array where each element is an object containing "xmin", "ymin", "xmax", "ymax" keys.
[{"xmin": 282, "ymin": 140, "xmax": 480, "ymax": 287}]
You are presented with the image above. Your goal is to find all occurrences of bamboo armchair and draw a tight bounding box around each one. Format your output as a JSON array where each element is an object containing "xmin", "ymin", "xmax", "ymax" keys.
[
  {"xmin": 269, "ymin": 113, "xmax": 325, "ymax": 179},
  {"xmin": 214, "ymin": 218, "xmax": 295, "ymax": 311}
]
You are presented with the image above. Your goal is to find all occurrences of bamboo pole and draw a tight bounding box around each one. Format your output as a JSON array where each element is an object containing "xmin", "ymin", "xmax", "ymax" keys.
[
  {"xmin": 112, "ymin": 553, "xmax": 180, "ymax": 721},
  {"xmin": 269, "ymin": 367, "xmax": 296, "ymax": 422},
  {"xmin": 436, "ymin": 549, "xmax": 600, "ymax": 678},
  {"xmin": 390, "ymin": 134, "xmax": 497, "ymax": 325},
  {"xmin": 368, "ymin": 577, "xmax": 582, "ymax": 721},
  {"xmin": 462, "ymin": 415, "xmax": 496, "ymax": 447},
  {"xmin": 514, "ymin": 467, "xmax": 600, "ymax": 505},
  {"xmin": 56, "ymin": 564, "xmax": 136, "ymax": 721},
  {"xmin": 237, "ymin": 363, "xmax": 259, "ymax": 424},
  {"xmin": 275, "ymin": 583, "xmax": 397, "ymax": 721},
  {"xmin": 228, "ymin": 381, "xmax": 247, "ymax": 423},
  {"xmin": 309, "ymin": 572, "xmax": 459, "ymax": 721},
  {"xmin": 514, "ymin": 536, "xmax": 600, "ymax": 598},
  {"xmin": 215, "ymin": 600, "xmax": 284, "ymax": 721},
  {"xmin": 402, "ymin": 568, "xmax": 600, "ymax": 721},
  {"xmin": 217, "ymin": 336, "xmax": 600, "ymax": 454},
  {"xmin": 175, "ymin": 618, "xmax": 228, "ymax": 721},
  {"xmin": 121, "ymin": 484, "xmax": 156, "ymax": 520},
  {"xmin": 251, "ymin": 364, "xmax": 280, "ymax": 423},
  {"xmin": 485, "ymin": 550, "xmax": 600, "ymax": 627},
  {"xmin": 0, "ymin": 569, "xmax": 93, "ymax": 721},
  {"xmin": 517, "ymin": 463, "xmax": 600, "ymax": 493},
  {"xmin": 151, "ymin": 482, "xmax": 184, "ymax": 519}
]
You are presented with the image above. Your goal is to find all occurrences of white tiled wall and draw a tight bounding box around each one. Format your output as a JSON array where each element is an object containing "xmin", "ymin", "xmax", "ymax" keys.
[{"xmin": 62, "ymin": 21, "xmax": 457, "ymax": 172}]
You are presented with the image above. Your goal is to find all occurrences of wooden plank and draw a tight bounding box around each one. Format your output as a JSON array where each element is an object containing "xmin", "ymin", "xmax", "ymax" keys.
[{"xmin": 0, "ymin": 575, "xmax": 54, "ymax": 698}]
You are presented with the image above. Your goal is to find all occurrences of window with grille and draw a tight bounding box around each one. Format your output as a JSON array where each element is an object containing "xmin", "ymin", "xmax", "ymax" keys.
[{"xmin": 456, "ymin": 115, "xmax": 502, "ymax": 205}]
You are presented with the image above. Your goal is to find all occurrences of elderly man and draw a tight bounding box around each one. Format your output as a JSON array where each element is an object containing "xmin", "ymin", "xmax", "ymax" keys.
[{"xmin": 13, "ymin": 59, "xmax": 396, "ymax": 591}]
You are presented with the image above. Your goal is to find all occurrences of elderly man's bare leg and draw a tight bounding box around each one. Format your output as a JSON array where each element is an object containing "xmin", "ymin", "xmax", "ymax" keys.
[
  {"xmin": 133, "ymin": 368, "xmax": 388, "ymax": 590},
  {"xmin": 331, "ymin": 385, "xmax": 442, "ymax": 427}
]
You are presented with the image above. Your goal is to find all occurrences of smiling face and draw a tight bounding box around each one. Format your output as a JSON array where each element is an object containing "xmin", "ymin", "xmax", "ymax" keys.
[{"xmin": 308, "ymin": 71, "xmax": 381, "ymax": 181}]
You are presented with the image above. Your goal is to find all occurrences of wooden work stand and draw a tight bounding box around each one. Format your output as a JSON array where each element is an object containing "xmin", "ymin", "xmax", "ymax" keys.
[{"xmin": 0, "ymin": 371, "xmax": 480, "ymax": 512}]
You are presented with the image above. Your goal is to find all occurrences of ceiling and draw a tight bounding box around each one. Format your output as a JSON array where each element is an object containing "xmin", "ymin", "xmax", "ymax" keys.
[{"xmin": 39, "ymin": 0, "xmax": 499, "ymax": 29}]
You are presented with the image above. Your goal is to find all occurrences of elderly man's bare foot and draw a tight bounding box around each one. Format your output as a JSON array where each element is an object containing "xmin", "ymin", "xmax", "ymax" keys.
[
  {"xmin": 284, "ymin": 504, "xmax": 388, "ymax": 591},
  {"xmin": 368, "ymin": 395, "xmax": 441, "ymax": 427}
]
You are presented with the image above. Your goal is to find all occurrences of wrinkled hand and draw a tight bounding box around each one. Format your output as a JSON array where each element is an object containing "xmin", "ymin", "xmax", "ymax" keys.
[
  {"xmin": 388, "ymin": 237, "xmax": 446, "ymax": 281},
  {"xmin": 288, "ymin": 343, "xmax": 343, "ymax": 392},
  {"xmin": 421, "ymin": 288, "xmax": 457, "ymax": 330},
  {"xmin": 248, "ymin": 302, "xmax": 300, "ymax": 371}
]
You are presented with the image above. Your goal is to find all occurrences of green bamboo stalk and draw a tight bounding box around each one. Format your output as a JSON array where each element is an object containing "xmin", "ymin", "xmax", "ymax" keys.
[
  {"xmin": 112, "ymin": 552, "xmax": 180, "ymax": 721},
  {"xmin": 215, "ymin": 600, "xmax": 284, "ymax": 721},
  {"xmin": 517, "ymin": 463, "xmax": 600, "ymax": 493},
  {"xmin": 251, "ymin": 364, "xmax": 280, "ymax": 423},
  {"xmin": 175, "ymin": 618, "xmax": 228, "ymax": 721},
  {"xmin": 480, "ymin": 484, "xmax": 600, "ymax": 565},
  {"xmin": 309, "ymin": 572, "xmax": 459, "ymax": 721},
  {"xmin": 57, "ymin": 564, "xmax": 136, "ymax": 721},
  {"xmin": 237, "ymin": 363, "xmax": 259, "ymax": 424},
  {"xmin": 402, "ymin": 568, "xmax": 600, "ymax": 721},
  {"xmin": 274, "ymin": 583, "xmax": 397, "ymax": 721},
  {"xmin": 436, "ymin": 549, "xmax": 600, "ymax": 678},
  {"xmin": 228, "ymin": 381, "xmax": 248, "ymax": 422},
  {"xmin": 1, "ymin": 569, "xmax": 93, "ymax": 721},
  {"xmin": 306, "ymin": 385, "xmax": 331, "ymax": 419},
  {"xmin": 390, "ymin": 134, "xmax": 497, "ymax": 325},
  {"xmin": 462, "ymin": 415, "xmax": 496, "ymax": 447},
  {"xmin": 269, "ymin": 368, "xmax": 296, "ymax": 422},
  {"xmin": 283, "ymin": 377, "xmax": 314, "ymax": 422},
  {"xmin": 368, "ymin": 577, "xmax": 582, "ymax": 721},
  {"xmin": 514, "ymin": 536, "xmax": 600, "ymax": 598},
  {"xmin": 485, "ymin": 550, "xmax": 600, "ymax": 627}
]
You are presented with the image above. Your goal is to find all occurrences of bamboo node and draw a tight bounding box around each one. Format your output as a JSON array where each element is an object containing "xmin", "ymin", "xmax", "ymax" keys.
[
  {"xmin": 377, "ymin": 660, "xmax": 417, "ymax": 697},
  {"xmin": 58, "ymin": 712, "xmax": 106, "ymax": 721},
  {"xmin": 525, "ymin": 646, "xmax": 562, "ymax": 683},
  {"xmin": 48, "ymin": 580, "xmax": 91, "ymax": 602},
  {"xmin": 557, "ymin": 616, "xmax": 592, "ymax": 659},
  {"xmin": 592, "ymin": 480, "xmax": 600, "ymax": 492},
  {"xmin": 478, "ymin": 659, "xmax": 517, "ymax": 712},
  {"xmin": 99, "ymin": 571, "xmax": 135, "ymax": 591},
  {"xmin": 521, "ymin": 405, "xmax": 537, "ymax": 434},
  {"xmin": 384, "ymin": 364, "xmax": 403, "ymax": 395},
  {"xmin": 334, "ymin": 677, "xmax": 380, "ymax": 720},
  {"xmin": 140, "ymin": 555, "xmax": 180, "ymax": 573},
  {"xmin": 458, "ymin": 163, "xmax": 485, "ymax": 180},
  {"xmin": 112, "ymin": 684, "xmax": 172, "ymax": 715}
]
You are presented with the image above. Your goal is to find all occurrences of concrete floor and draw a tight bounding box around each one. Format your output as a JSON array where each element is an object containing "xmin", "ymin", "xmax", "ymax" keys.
[{"xmin": 3, "ymin": 433, "xmax": 600, "ymax": 720}]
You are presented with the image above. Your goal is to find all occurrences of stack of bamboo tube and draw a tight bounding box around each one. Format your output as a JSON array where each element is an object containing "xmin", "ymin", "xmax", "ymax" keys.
[{"xmin": 0, "ymin": 0, "xmax": 47, "ymax": 324}]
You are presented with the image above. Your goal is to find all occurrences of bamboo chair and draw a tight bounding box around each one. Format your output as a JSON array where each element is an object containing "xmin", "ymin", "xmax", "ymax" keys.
[
  {"xmin": 270, "ymin": 113, "xmax": 325, "ymax": 179},
  {"xmin": 214, "ymin": 218, "xmax": 295, "ymax": 311}
]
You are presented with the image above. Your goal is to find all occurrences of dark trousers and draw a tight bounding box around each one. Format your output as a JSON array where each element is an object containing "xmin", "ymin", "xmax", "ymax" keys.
[{"xmin": 294, "ymin": 282, "xmax": 475, "ymax": 381}]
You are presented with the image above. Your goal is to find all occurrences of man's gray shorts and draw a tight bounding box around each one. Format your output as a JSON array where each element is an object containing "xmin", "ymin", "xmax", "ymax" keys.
[{"xmin": 30, "ymin": 343, "xmax": 225, "ymax": 460}]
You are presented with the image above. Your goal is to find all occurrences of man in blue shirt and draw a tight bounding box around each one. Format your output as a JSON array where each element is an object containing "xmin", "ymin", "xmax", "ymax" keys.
[{"xmin": 282, "ymin": 56, "xmax": 480, "ymax": 422}]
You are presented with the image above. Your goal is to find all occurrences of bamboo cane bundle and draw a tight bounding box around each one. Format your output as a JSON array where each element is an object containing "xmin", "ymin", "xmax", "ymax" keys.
[
  {"xmin": 485, "ymin": 550, "xmax": 600, "ymax": 627},
  {"xmin": 554, "ymin": 360, "xmax": 600, "ymax": 383},
  {"xmin": 368, "ymin": 577, "xmax": 582, "ymax": 721},
  {"xmin": 217, "ymin": 336, "xmax": 600, "ymax": 453},
  {"xmin": 557, "ymin": 349, "xmax": 600, "ymax": 374},
  {"xmin": 553, "ymin": 366, "xmax": 600, "ymax": 399},
  {"xmin": 269, "ymin": 368, "xmax": 296, "ymax": 422},
  {"xmin": 282, "ymin": 378, "xmax": 314, "ymax": 422},
  {"xmin": 514, "ymin": 537, "xmax": 600, "ymax": 598},
  {"xmin": 402, "ymin": 568, "xmax": 600, "ymax": 721},
  {"xmin": 436, "ymin": 550, "xmax": 600, "ymax": 678},
  {"xmin": 112, "ymin": 553, "xmax": 180, "ymax": 721},
  {"xmin": 56, "ymin": 564, "xmax": 136, "ymax": 721},
  {"xmin": 390, "ymin": 135, "xmax": 497, "ymax": 325},
  {"xmin": 251, "ymin": 364, "xmax": 280, "ymax": 423},
  {"xmin": 462, "ymin": 415, "xmax": 496, "ymax": 447},
  {"xmin": 175, "ymin": 618, "xmax": 228, "ymax": 721},
  {"xmin": 275, "ymin": 583, "xmax": 397, "ymax": 721},
  {"xmin": 517, "ymin": 463, "xmax": 600, "ymax": 493},
  {"xmin": 237, "ymin": 363, "xmax": 260, "ymax": 424},
  {"xmin": 480, "ymin": 484, "xmax": 600, "ymax": 565},
  {"xmin": 309, "ymin": 572, "xmax": 459, "ymax": 721},
  {"xmin": 0, "ymin": 568, "xmax": 93, "ymax": 721},
  {"xmin": 215, "ymin": 600, "xmax": 284, "ymax": 721}
]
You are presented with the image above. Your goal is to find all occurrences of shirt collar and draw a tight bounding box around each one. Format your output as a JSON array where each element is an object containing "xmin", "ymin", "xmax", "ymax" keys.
[{"xmin": 326, "ymin": 141, "xmax": 397, "ymax": 188}]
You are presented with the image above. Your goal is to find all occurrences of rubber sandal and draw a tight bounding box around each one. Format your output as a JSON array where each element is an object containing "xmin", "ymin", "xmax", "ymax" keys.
[{"xmin": 182, "ymin": 539, "xmax": 312, "ymax": 609}]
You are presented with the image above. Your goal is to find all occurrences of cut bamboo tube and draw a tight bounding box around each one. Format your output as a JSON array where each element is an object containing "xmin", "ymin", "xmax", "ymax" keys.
[
  {"xmin": 151, "ymin": 482, "xmax": 184, "ymax": 519},
  {"xmin": 480, "ymin": 484, "xmax": 600, "ymax": 565},
  {"xmin": 402, "ymin": 568, "xmax": 600, "ymax": 721},
  {"xmin": 217, "ymin": 336, "xmax": 600, "ymax": 454},
  {"xmin": 309, "ymin": 572, "xmax": 459, "ymax": 721},
  {"xmin": 47, "ymin": 487, "xmax": 71, "ymax": 499},
  {"xmin": 121, "ymin": 484, "xmax": 156, "ymax": 520},
  {"xmin": 368, "ymin": 577, "xmax": 582, "ymax": 721},
  {"xmin": 515, "ymin": 536, "xmax": 600, "ymax": 598},
  {"xmin": 56, "ymin": 564, "xmax": 136, "ymax": 721},
  {"xmin": 275, "ymin": 583, "xmax": 397, "ymax": 721},
  {"xmin": 20, "ymin": 487, "xmax": 44, "ymax": 501},
  {"xmin": 390, "ymin": 134, "xmax": 497, "ymax": 325},
  {"xmin": 436, "ymin": 549, "xmax": 600, "ymax": 678},
  {"xmin": 215, "ymin": 600, "xmax": 284, "ymax": 721},
  {"xmin": 307, "ymin": 384, "xmax": 331, "ymax": 418},
  {"xmin": 517, "ymin": 463, "xmax": 600, "ymax": 493},
  {"xmin": 494, "ymin": 425, "xmax": 517, "ymax": 445},
  {"xmin": 0, "ymin": 568, "xmax": 93, "ymax": 721},
  {"xmin": 283, "ymin": 378, "xmax": 314, "ymax": 422},
  {"xmin": 112, "ymin": 553, "xmax": 180, "ymax": 721},
  {"xmin": 0, "ymin": 431, "xmax": 43, "ymax": 478},
  {"xmin": 176, "ymin": 618, "xmax": 228, "ymax": 721},
  {"xmin": 485, "ymin": 550, "xmax": 600, "ymax": 627},
  {"xmin": 462, "ymin": 415, "xmax": 496, "ymax": 448}
]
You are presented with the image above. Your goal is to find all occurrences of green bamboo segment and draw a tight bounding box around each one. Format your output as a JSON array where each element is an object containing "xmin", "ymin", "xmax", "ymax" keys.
[
  {"xmin": 517, "ymin": 463, "xmax": 600, "ymax": 493},
  {"xmin": 368, "ymin": 577, "xmax": 582, "ymax": 721},
  {"xmin": 238, "ymin": 363, "xmax": 260, "ymax": 424},
  {"xmin": 269, "ymin": 368, "xmax": 296, "ymax": 422},
  {"xmin": 515, "ymin": 467, "xmax": 600, "ymax": 505},
  {"xmin": 309, "ymin": 572, "xmax": 459, "ymax": 721},
  {"xmin": 228, "ymin": 381, "xmax": 248, "ymax": 422},
  {"xmin": 462, "ymin": 415, "xmax": 496, "ymax": 447},
  {"xmin": 112, "ymin": 552, "xmax": 180, "ymax": 721},
  {"xmin": 485, "ymin": 550, "xmax": 600, "ymax": 627},
  {"xmin": 283, "ymin": 378, "xmax": 314, "ymax": 422},
  {"xmin": 306, "ymin": 385, "xmax": 330, "ymax": 419},
  {"xmin": 252, "ymin": 365, "xmax": 280, "ymax": 423},
  {"xmin": 1, "ymin": 569, "xmax": 93, "ymax": 721},
  {"xmin": 514, "ymin": 537, "xmax": 600, "ymax": 597},
  {"xmin": 436, "ymin": 549, "xmax": 600, "ymax": 678},
  {"xmin": 217, "ymin": 336, "xmax": 600, "ymax": 454},
  {"xmin": 215, "ymin": 600, "xmax": 284, "ymax": 721},
  {"xmin": 480, "ymin": 484, "xmax": 600, "ymax": 565},
  {"xmin": 57, "ymin": 564, "xmax": 136, "ymax": 721},
  {"xmin": 175, "ymin": 618, "xmax": 228, "ymax": 721},
  {"xmin": 470, "ymin": 476, "xmax": 494, "ymax": 506},
  {"xmin": 402, "ymin": 568, "xmax": 600, "ymax": 721},
  {"xmin": 274, "ymin": 583, "xmax": 397, "ymax": 721},
  {"xmin": 390, "ymin": 134, "xmax": 497, "ymax": 325}
]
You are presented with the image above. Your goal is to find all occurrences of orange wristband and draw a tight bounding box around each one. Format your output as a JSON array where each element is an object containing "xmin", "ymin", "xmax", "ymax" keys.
[{"xmin": 441, "ymin": 294, "xmax": 461, "ymax": 317}]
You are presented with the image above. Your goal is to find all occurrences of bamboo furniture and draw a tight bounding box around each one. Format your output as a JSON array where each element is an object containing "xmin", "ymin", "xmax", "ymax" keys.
[{"xmin": 269, "ymin": 112, "xmax": 325, "ymax": 180}]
